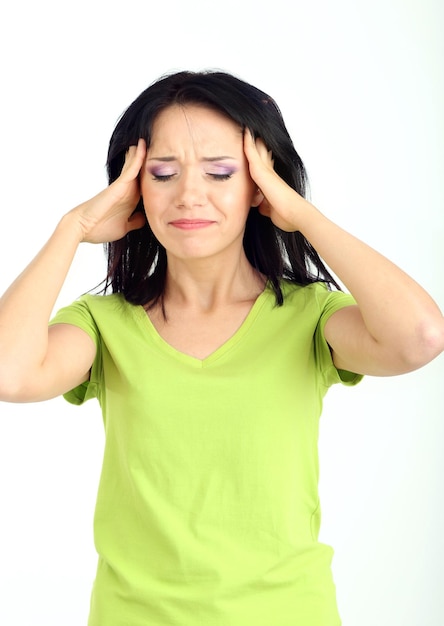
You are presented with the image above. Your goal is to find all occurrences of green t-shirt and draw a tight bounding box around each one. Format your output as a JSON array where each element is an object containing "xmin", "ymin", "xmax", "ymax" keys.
[{"xmin": 50, "ymin": 280, "xmax": 362, "ymax": 626}]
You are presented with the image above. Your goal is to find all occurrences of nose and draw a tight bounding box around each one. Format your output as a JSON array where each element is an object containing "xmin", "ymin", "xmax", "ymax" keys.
[{"xmin": 175, "ymin": 168, "xmax": 206, "ymax": 209}]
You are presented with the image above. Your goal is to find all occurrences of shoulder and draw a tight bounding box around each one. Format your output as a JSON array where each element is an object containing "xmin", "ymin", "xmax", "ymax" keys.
[
  {"xmin": 50, "ymin": 293, "xmax": 141, "ymax": 340},
  {"xmin": 75, "ymin": 292, "xmax": 130, "ymax": 311},
  {"xmin": 53, "ymin": 292, "xmax": 137, "ymax": 320},
  {"xmin": 279, "ymin": 279, "xmax": 355, "ymax": 313}
]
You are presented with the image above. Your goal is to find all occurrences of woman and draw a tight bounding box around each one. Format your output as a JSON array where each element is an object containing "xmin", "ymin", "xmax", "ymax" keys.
[{"xmin": 0, "ymin": 71, "xmax": 442, "ymax": 625}]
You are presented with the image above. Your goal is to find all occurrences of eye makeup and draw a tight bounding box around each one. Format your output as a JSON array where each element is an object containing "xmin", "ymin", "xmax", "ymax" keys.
[
  {"xmin": 149, "ymin": 164, "xmax": 177, "ymax": 180},
  {"xmin": 147, "ymin": 159, "xmax": 239, "ymax": 182},
  {"xmin": 205, "ymin": 163, "xmax": 238, "ymax": 178}
]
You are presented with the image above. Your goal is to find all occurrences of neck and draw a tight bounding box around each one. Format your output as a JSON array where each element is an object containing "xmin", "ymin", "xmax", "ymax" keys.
[{"xmin": 164, "ymin": 250, "xmax": 266, "ymax": 312}]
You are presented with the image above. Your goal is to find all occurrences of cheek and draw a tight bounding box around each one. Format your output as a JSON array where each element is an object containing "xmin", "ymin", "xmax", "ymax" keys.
[
  {"xmin": 140, "ymin": 184, "xmax": 166, "ymax": 217},
  {"xmin": 232, "ymin": 185, "xmax": 256, "ymax": 217},
  {"xmin": 217, "ymin": 181, "xmax": 252, "ymax": 207}
]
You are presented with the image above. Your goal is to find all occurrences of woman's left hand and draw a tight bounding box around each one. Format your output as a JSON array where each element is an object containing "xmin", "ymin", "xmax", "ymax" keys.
[
  {"xmin": 244, "ymin": 131, "xmax": 444, "ymax": 376},
  {"xmin": 243, "ymin": 130, "xmax": 312, "ymax": 232}
]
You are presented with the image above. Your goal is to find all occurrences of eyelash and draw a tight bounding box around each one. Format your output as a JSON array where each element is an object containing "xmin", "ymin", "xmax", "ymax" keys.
[
  {"xmin": 152, "ymin": 174, "xmax": 175, "ymax": 182},
  {"xmin": 152, "ymin": 173, "xmax": 233, "ymax": 182}
]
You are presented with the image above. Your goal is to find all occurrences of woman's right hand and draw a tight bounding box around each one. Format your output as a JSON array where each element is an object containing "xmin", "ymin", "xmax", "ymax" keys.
[
  {"xmin": 0, "ymin": 138, "xmax": 149, "ymax": 403},
  {"xmin": 70, "ymin": 138, "xmax": 147, "ymax": 244}
]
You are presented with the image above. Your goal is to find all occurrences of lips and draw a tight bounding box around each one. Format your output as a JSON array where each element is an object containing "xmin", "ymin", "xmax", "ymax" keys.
[{"xmin": 169, "ymin": 219, "xmax": 216, "ymax": 230}]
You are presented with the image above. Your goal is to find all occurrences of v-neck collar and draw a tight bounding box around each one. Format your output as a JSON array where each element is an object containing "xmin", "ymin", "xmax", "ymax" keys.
[{"xmin": 131, "ymin": 284, "xmax": 274, "ymax": 368}]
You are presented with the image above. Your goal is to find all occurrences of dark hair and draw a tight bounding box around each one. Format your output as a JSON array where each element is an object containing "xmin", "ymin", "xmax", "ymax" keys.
[{"xmin": 104, "ymin": 70, "xmax": 340, "ymax": 307}]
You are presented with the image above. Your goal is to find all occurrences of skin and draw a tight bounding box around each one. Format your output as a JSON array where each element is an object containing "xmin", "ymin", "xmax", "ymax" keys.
[
  {"xmin": 0, "ymin": 104, "xmax": 443, "ymax": 401},
  {"xmin": 139, "ymin": 105, "xmax": 265, "ymax": 358},
  {"xmin": 243, "ymin": 131, "xmax": 444, "ymax": 375},
  {"xmin": 140, "ymin": 105, "xmax": 263, "ymax": 267}
]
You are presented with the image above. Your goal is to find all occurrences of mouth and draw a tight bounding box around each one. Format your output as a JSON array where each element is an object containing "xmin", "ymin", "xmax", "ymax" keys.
[{"xmin": 169, "ymin": 219, "xmax": 216, "ymax": 230}]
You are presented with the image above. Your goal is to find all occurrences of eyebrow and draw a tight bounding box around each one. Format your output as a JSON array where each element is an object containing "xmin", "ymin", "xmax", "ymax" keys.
[{"xmin": 146, "ymin": 156, "xmax": 236, "ymax": 162}]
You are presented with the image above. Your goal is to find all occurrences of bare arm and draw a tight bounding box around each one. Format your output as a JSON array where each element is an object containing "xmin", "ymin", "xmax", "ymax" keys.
[
  {"xmin": 244, "ymin": 132, "xmax": 444, "ymax": 376},
  {"xmin": 299, "ymin": 211, "xmax": 443, "ymax": 375},
  {"xmin": 0, "ymin": 140, "xmax": 147, "ymax": 402}
]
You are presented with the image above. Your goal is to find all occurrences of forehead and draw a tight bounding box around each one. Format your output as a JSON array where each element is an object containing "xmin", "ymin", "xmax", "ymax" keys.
[{"xmin": 149, "ymin": 104, "xmax": 242, "ymax": 151}]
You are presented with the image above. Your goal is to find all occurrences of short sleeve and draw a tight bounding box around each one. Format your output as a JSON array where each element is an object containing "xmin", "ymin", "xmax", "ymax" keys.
[
  {"xmin": 313, "ymin": 286, "xmax": 364, "ymax": 388},
  {"xmin": 49, "ymin": 296, "xmax": 102, "ymax": 405}
]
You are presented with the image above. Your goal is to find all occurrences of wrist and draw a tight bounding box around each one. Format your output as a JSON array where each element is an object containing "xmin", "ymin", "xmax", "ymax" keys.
[
  {"xmin": 293, "ymin": 201, "xmax": 327, "ymax": 236},
  {"xmin": 57, "ymin": 210, "xmax": 87, "ymax": 245}
]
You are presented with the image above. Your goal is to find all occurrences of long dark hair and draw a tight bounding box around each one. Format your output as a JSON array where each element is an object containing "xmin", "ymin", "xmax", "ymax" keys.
[{"xmin": 104, "ymin": 70, "xmax": 340, "ymax": 307}]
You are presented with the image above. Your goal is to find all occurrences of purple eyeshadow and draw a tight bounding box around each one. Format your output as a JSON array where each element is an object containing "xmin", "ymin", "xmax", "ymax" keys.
[
  {"xmin": 150, "ymin": 165, "xmax": 176, "ymax": 177},
  {"xmin": 207, "ymin": 164, "xmax": 238, "ymax": 175},
  {"xmin": 148, "ymin": 160, "xmax": 238, "ymax": 177}
]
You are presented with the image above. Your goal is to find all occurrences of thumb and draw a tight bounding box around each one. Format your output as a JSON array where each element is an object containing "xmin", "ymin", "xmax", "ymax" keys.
[
  {"xmin": 126, "ymin": 210, "xmax": 147, "ymax": 232},
  {"xmin": 257, "ymin": 198, "xmax": 272, "ymax": 218}
]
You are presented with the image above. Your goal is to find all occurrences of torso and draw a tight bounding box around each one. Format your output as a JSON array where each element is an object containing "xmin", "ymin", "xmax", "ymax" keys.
[{"xmin": 51, "ymin": 281, "xmax": 359, "ymax": 626}]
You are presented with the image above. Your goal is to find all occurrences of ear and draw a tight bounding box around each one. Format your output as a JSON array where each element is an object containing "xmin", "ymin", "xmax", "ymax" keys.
[{"xmin": 251, "ymin": 187, "xmax": 264, "ymax": 208}]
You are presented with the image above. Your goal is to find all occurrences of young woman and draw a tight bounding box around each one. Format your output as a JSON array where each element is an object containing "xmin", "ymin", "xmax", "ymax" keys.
[{"xmin": 0, "ymin": 71, "xmax": 442, "ymax": 626}]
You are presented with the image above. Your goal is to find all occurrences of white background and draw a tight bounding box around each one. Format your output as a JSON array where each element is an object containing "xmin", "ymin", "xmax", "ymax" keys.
[{"xmin": 0, "ymin": 0, "xmax": 443, "ymax": 624}]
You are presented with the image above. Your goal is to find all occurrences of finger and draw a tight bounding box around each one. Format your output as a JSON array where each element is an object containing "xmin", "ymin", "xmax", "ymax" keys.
[
  {"xmin": 257, "ymin": 199, "xmax": 271, "ymax": 218},
  {"xmin": 121, "ymin": 139, "xmax": 146, "ymax": 179},
  {"xmin": 254, "ymin": 138, "xmax": 274, "ymax": 167},
  {"xmin": 243, "ymin": 128, "xmax": 254, "ymax": 157},
  {"xmin": 135, "ymin": 137, "xmax": 147, "ymax": 160},
  {"xmin": 243, "ymin": 130, "xmax": 273, "ymax": 168},
  {"xmin": 126, "ymin": 138, "xmax": 146, "ymax": 165},
  {"xmin": 127, "ymin": 210, "xmax": 146, "ymax": 232}
]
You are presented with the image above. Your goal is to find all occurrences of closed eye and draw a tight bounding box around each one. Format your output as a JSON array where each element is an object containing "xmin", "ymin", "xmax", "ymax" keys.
[
  {"xmin": 153, "ymin": 172, "xmax": 234, "ymax": 182},
  {"xmin": 152, "ymin": 173, "xmax": 176, "ymax": 182},
  {"xmin": 208, "ymin": 172, "xmax": 233, "ymax": 181}
]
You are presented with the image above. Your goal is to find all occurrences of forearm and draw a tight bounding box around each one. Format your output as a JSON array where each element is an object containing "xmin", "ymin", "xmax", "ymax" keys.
[
  {"xmin": 299, "ymin": 202, "xmax": 444, "ymax": 365},
  {"xmin": 244, "ymin": 133, "xmax": 444, "ymax": 370},
  {"xmin": 0, "ymin": 212, "xmax": 83, "ymax": 386}
]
